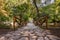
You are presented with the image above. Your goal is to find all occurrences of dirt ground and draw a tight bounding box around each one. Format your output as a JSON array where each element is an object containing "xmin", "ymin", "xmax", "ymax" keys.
[
  {"xmin": 0, "ymin": 28, "xmax": 13, "ymax": 37},
  {"xmin": 48, "ymin": 28, "xmax": 60, "ymax": 37}
]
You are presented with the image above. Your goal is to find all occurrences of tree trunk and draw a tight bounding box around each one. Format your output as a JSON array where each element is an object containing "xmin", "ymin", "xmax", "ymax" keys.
[{"xmin": 33, "ymin": 0, "xmax": 40, "ymax": 17}]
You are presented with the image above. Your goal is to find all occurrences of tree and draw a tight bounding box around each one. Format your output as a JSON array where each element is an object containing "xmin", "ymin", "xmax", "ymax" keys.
[{"xmin": 32, "ymin": 0, "xmax": 40, "ymax": 17}]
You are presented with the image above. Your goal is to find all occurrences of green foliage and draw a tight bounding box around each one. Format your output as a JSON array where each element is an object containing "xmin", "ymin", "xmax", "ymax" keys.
[
  {"xmin": 12, "ymin": 3, "xmax": 29, "ymax": 15},
  {"xmin": 23, "ymin": 14, "xmax": 29, "ymax": 21},
  {"xmin": 12, "ymin": 3, "xmax": 29, "ymax": 21},
  {"xmin": 0, "ymin": 13, "xmax": 9, "ymax": 21},
  {"xmin": 0, "ymin": 0, "xmax": 60, "ymax": 28}
]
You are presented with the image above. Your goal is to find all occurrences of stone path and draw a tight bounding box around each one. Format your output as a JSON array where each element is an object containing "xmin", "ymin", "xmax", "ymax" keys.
[{"xmin": 0, "ymin": 22, "xmax": 60, "ymax": 40}]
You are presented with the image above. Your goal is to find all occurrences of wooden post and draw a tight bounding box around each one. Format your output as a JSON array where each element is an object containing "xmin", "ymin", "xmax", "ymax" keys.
[{"xmin": 13, "ymin": 16, "xmax": 16, "ymax": 30}]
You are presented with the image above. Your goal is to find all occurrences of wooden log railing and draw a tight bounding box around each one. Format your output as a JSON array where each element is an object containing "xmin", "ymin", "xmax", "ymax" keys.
[{"xmin": 33, "ymin": 15, "xmax": 49, "ymax": 29}]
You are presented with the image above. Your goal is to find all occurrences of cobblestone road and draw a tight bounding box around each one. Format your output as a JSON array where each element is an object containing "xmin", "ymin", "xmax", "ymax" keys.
[{"xmin": 0, "ymin": 22, "xmax": 60, "ymax": 40}]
